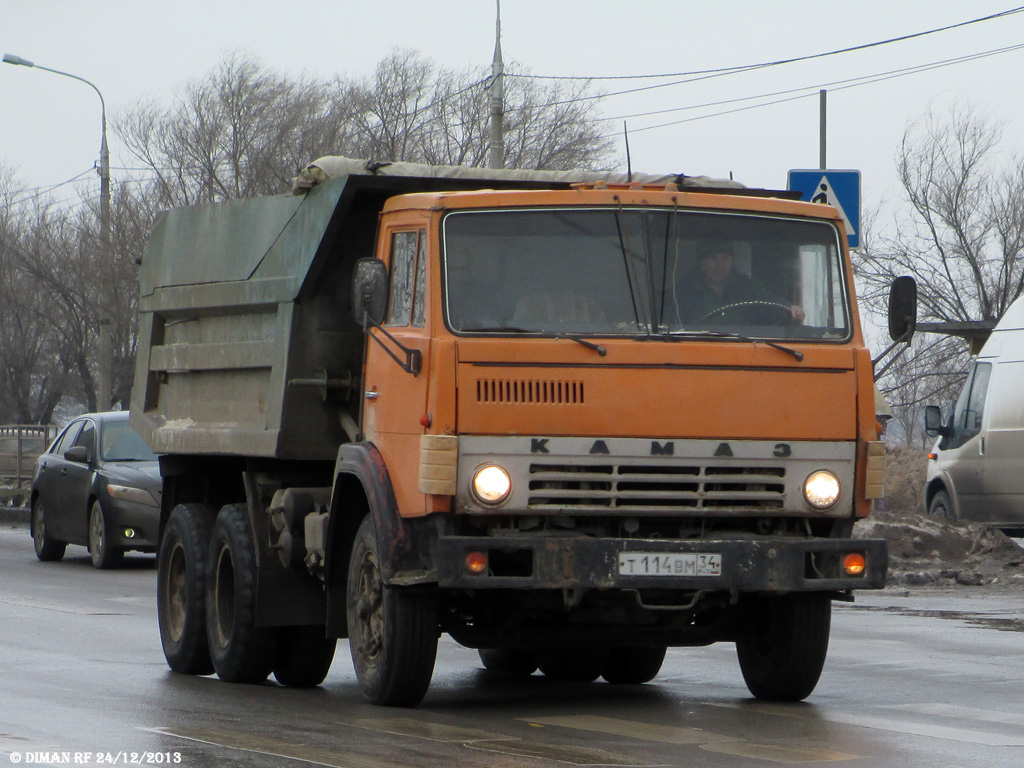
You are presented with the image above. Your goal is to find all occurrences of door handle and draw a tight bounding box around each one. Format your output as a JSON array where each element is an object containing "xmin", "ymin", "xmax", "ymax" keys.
[{"xmin": 979, "ymin": 436, "xmax": 985, "ymax": 455}]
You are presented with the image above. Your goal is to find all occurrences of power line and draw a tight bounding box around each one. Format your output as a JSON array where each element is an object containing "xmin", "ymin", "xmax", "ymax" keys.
[
  {"xmin": 508, "ymin": 6, "xmax": 1024, "ymax": 82},
  {"xmin": 611, "ymin": 42, "xmax": 1024, "ymax": 137},
  {"xmin": 7, "ymin": 168, "xmax": 95, "ymax": 207}
]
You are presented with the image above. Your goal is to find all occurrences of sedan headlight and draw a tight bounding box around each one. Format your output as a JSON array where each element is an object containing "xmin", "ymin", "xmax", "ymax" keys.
[
  {"xmin": 803, "ymin": 470, "xmax": 841, "ymax": 509},
  {"xmin": 472, "ymin": 464, "xmax": 511, "ymax": 506},
  {"xmin": 107, "ymin": 484, "xmax": 159, "ymax": 507}
]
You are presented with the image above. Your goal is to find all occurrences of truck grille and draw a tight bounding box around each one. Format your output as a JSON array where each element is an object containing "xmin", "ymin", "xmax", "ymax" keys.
[
  {"xmin": 527, "ymin": 462, "xmax": 786, "ymax": 512},
  {"xmin": 476, "ymin": 378, "xmax": 584, "ymax": 405}
]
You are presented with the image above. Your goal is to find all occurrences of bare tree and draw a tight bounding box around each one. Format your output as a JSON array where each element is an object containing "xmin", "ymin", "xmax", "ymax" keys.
[{"xmin": 856, "ymin": 102, "xmax": 1024, "ymax": 440}]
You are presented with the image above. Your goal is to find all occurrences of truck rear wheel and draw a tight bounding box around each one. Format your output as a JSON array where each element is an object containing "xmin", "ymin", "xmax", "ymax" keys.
[
  {"xmin": 538, "ymin": 648, "xmax": 609, "ymax": 682},
  {"xmin": 273, "ymin": 626, "xmax": 337, "ymax": 688},
  {"xmin": 601, "ymin": 645, "xmax": 667, "ymax": 684},
  {"xmin": 347, "ymin": 516, "xmax": 438, "ymax": 706},
  {"xmin": 206, "ymin": 503, "xmax": 278, "ymax": 684},
  {"xmin": 735, "ymin": 593, "xmax": 831, "ymax": 701},
  {"xmin": 158, "ymin": 503, "xmax": 215, "ymax": 675},
  {"xmin": 478, "ymin": 648, "xmax": 539, "ymax": 676}
]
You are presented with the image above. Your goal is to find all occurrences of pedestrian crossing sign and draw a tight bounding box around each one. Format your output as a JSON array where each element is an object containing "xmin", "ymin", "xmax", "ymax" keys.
[{"xmin": 787, "ymin": 169, "xmax": 861, "ymax": 248}]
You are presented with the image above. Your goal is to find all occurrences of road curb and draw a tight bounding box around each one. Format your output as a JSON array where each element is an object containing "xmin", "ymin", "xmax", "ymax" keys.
[{"xmin": 0, "ymin": 507, "xmax": 29, "ymax": 526}]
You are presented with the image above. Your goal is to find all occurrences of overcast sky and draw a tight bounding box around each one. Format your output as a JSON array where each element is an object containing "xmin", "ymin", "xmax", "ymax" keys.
[{"xmin": 3, "ymin": 1, "xmax": 1023, "ymax": 222}]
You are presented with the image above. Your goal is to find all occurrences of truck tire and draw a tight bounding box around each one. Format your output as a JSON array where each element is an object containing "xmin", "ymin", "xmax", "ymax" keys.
[
  {"xmin": 538, "ymin": 648, "xmax": 609, "ymax": 682},
  {"xmin": 347, "ymin": 515, "xmax": 438, "ymax": 706},
  {"xmin": 735, "ymin": 593, "xmax": 831, "ymax": 701},
  {"xmin": 32, "ymin": 497, "xmax": 67, "ymax": 562},
  {"xmin": 206, "ymin": 503, "xmax": 278, "ymax": 684},
  {"xmin": 89, "ymin": 500, "xmax": 124, "ymax": 569},
  {"xmin": 273, "ymin": 626, "xmax": 337, "ymax": 688},
  {"xmin": 601, "ymin": 645, "xmax": 667, "ymax": 684},
  {"xmin": 928, "ymin": 489, "xmax": 954, "ymax": 520},
  {"xmin": 478, "ymin": 648, "xmax": 539, "ymax": 676},
  {"xmin": 158, "ymin": 503, "xmax": 215, "ymax": 675}
]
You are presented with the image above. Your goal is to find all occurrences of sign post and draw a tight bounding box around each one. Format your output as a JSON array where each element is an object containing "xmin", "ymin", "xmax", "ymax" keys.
[{"xmin": 787, "ymin": 169, "xmax": 861, "ymax": 248}]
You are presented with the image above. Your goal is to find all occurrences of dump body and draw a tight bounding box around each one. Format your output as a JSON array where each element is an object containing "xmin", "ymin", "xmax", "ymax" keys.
[{"xmin": 132, "ymin": 157, "xmax": 890, "ymax": 706}]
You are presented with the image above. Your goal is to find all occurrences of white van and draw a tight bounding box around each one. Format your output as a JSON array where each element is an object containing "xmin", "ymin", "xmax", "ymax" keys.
[{"xmin": 924, "ymin": 298, "xmax": 1024, "ymax": 536}]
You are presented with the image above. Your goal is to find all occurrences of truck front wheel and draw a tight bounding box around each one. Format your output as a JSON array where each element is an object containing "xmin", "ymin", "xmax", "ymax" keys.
[
  {"xmin": 347, "ymin": 516, "xmax": 438, "ymax": 706},
  {"xmin": 206, "ymin": 504, "xmax": 278, "ymax": 684},
  {"xmin": 735, "ymin": 593, "xmax": 831, "ymax": 701},
  {"xmin": 602, "ymin": 645, "xmax": 667, "ymax": 684},
  {"xmin": 158, "ymin": 503, "xmax": 215, "ymax": 675}
]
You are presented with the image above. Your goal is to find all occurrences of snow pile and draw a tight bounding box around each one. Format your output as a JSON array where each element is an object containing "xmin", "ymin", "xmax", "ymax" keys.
[{"xmin": 856, "ymin": 509, "xmax": 1024, "ymax": 587}]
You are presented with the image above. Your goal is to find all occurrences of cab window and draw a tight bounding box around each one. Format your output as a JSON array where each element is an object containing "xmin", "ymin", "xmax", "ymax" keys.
[
  {"xmin": 943, "ymin": 362, "xmax": 992, "ymax": 450},
  {"xmin": 386, "ymin": 230, "xmax": 427, "ymax": 328}
]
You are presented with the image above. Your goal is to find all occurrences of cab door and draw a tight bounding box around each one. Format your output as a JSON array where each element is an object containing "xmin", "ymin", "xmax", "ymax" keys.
[
  {"xmin": 362, "ymin": 226, "xmax": 432, "ymax": 517},
  {"xmin": 940, "ymin": 363, "xmax": 991, "ymax": 521}
]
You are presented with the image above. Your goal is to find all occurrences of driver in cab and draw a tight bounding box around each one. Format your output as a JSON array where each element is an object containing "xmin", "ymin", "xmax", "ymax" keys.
[{"xmin": 677, "ymin": 241, "xmax": 805, "ymax": 325}]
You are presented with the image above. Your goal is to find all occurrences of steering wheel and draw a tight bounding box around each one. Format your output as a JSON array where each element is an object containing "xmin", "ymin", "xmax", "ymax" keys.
[{"xmin": 701, "ymin": 300, "xmax": 793, "ymax": 325}]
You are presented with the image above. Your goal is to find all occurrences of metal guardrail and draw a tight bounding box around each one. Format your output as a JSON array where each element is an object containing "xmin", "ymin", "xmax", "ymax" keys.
[{"xmin": 0, "ymin": 424, "xmax": 57, "ymax": 489}]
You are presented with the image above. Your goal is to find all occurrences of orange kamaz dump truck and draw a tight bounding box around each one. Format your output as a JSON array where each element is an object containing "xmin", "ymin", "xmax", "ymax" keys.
[{"xmin": 131, "ymin": 157, "xmax": 914, "ymax": 706}]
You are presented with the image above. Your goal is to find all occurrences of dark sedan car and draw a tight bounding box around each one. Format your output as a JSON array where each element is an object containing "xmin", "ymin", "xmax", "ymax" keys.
[{"xmin": 30, "ymin": 411, "xmax": 161, "ymax": 568}]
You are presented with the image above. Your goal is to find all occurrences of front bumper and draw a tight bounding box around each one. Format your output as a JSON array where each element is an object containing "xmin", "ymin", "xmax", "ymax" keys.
[{"xmin": 435, "ymin": 535, "xmax": 887, "ymax": 592}]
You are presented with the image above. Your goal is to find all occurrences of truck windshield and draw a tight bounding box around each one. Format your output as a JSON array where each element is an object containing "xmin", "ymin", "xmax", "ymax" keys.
[{"xmin": 443, "ymin": 208, "xmax": 851, "ymax": 340}]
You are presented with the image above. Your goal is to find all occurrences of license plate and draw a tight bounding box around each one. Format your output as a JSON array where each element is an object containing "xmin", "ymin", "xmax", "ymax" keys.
[{"xmin": 618, "ymin": 552, "xmax": 722, "ymax": 577}]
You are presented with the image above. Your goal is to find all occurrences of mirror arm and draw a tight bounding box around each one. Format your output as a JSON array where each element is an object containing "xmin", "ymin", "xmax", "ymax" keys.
[
  {"xmin": 364, "ymin": 315, "xmax": 422, "ymax": 376},
  {"xmin": 872, "ymin": 335, "xmax": 911, "ymax": 381}
]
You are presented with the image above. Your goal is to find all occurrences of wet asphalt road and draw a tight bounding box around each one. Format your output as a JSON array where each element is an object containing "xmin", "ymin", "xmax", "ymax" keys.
[{"xmin": 1, "ymin": 523, "xmax": 1022, "ymax": 768}]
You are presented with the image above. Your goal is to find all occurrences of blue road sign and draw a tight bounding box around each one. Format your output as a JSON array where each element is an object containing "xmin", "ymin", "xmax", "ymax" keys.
[{"xmin": 787, "ymin": 169, "xmax": 861, "ymax": 248}]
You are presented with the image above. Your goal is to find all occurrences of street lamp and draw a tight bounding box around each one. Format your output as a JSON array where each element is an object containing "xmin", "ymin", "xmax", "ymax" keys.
[{"xmin": 3, "ymin": 53, "xmax": 113, "ymax": 410}]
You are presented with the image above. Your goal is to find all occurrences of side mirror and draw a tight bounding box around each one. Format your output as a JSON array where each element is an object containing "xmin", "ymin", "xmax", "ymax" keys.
[
  {"xmin": 888, "ymin": 276, "xmax": 917, "ymax": 342},
  {"xmin": 351, "ymin": 258, "xmax": 389, "ymax": 327},
  {"xmin": 64, "ymin": 445, "xmax": 90, "ymax": 464},
  {"xmin": 924, "ymin": 405, "xmax": 945, "ymax": 436}
]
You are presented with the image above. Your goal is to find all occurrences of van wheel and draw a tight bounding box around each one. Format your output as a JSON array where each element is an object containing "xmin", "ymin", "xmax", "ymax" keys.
[
  {"xmin": 158, "ymin": 503, "xmax": 215, "ymax": 675},
  {"xmin": 929, "ymin": 489, "xmax": 954, "ymax": 520},
  {"xmin": 206, "ymin": 504, "xmax": 278, "ymax": 683},
  {"xmin": 32, "ymin": 498, "xmax": 66, "ymax": 562},
  {"xmin": 89, "ymin": 500, "xmax": 124, "ymax": 569},
  {"xmin": 736, "ymin": 593, "xmax": 831, "ymax": 701},
  {"xmin": 273, "ymin": 626, "xmax": 337, "ymax": 687},
  {"xmin": 602, "ymin": 645, "xmax": 667, "ymax": 684},
  {"xmin": 347, "ymin": 516, "xmax": 438, "ymax": 706}
]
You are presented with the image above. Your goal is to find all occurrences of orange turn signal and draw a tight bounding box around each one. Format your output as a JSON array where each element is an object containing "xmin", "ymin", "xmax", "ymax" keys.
[
  {"xmin": 843, "ymin": 552, "xmax": 866, "ymax": 576},
  {"xmin": 465, "ymin": 550, "xmax": 488, "ymax": 574}
]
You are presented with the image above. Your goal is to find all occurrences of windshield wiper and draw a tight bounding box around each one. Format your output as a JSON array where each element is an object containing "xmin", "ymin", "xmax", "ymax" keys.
[
  {"xmin": 555, "ymin": 334, "xmax": 607, "ymax": 356},
  {"xmin": 463, "ymin": 326, "xmax": 607, "ymax": 356},
  {"xmin": 670, "ymin": 330, "xmax": 804, "ymax": 361}
]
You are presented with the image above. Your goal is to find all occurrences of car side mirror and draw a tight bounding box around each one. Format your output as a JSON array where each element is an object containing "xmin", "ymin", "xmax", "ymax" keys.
[
  {"xmin": 888, "ymin": 276, "xmax": 917, "ymax": 342},
  {"xmin": 64, "ymin": 445, "xmax": 90, "ymax": 464},
  {"xmin": 351, "ymin": 258, "xmax": 389, "ymax": 328},
  {"xmin": 924, "ymin": 405, "xmax": 946, "ymax": 436}
]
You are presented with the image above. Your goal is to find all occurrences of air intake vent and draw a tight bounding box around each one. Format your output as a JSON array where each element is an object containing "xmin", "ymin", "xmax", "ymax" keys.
[{"xmin": 476, "ymin": 379, "xmax": 585, "ymax": 405}]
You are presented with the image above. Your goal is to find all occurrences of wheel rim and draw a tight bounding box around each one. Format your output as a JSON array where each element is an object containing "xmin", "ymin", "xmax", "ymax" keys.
[
  {"xmin": 33, "ymin": 503, "xmax": 46, "ymax": 552},
  {"xmin": 355, "ymin": 550, "xmax": 384, "ymax": 667},
  {"xmin": 164, "ymin": 540, "xmax": 188, "ymax": 642},
  {"xmin": 212, "ymin": 543, "xmax": 235, "ymax": 648},
  {"xmin": 90, "ymin": 506, "xmax": 104, "ymax": 561}
]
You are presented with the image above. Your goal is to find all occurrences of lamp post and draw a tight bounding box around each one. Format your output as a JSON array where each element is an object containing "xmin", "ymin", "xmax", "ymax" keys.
[{"xmin": 3, "ymin": 53, "xmax": 113, "ymax": 410}]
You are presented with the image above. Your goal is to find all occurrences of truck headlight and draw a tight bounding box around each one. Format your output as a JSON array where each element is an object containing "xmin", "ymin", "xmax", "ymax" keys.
[
  {"xmin": 472, "ymin": 464, "xmax": 511, "ymax": 505},
  {"xmin": 803, "ymin": 470, "xmax": 840, "ymax": 509}
]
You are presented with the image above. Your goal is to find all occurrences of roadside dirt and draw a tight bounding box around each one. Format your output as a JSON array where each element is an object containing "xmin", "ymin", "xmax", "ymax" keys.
[{"xmin": 855, "ymin": 508, "xmax": 1024, "ymax": 588}]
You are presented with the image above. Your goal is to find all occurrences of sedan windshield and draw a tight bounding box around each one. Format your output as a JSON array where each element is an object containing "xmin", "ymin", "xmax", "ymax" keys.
[
  {"xmin": 443, "ymin": 208, "xmax": 850, "ymax": 340},
  {"xmin": 101, "ymin": 421, "xmax": 158, "ymax": 462}
]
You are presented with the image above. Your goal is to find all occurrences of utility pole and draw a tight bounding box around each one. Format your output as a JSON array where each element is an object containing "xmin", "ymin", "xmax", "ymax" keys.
[
  {"xmin": 488, "ymin": 0, "xmax": 505, "ymax": 169},
  {"xmin": 4, "ymin": 53, "xmax": 113, "ymax": 410},
  {"xmin": 819, "ymin": 89, "xmax": 827, "ymax": 170}
]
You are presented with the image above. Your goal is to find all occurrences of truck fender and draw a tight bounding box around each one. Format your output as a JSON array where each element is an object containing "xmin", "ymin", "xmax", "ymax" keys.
[
  {"xmin": 924, "ymin": 471, "xmax": 959, "ymax": 518},
  {"xmin": 325, "ymin": 442, "xmax": 434, "ymax": 588}
]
